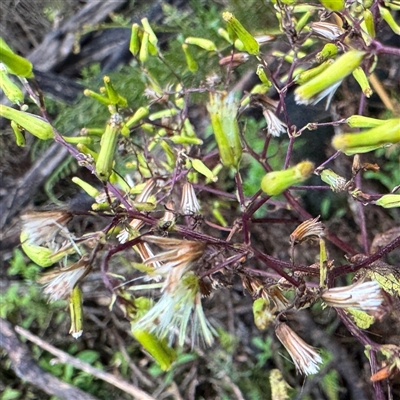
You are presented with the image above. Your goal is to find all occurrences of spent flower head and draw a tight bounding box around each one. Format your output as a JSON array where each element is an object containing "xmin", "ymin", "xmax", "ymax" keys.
[
  {"xmin": 21, "ymin": 211, "xmax": 72, "ymax": 246},
  {"xmin": 180, "ymin": 182, "xmax": 201, "ymax": 214},
  {"xmin": 275, "ymin": 322, "xmax": 323, "ymax": 375},
  {"xmin": 321, "ymin": 280, "xmax": 384, "ymax": 312},
  {"xmin": 133, "ymin": 272, "xmax": 217, "ymax": 346},
  {"xmin": 38, "ymin": 256, "xmax": 91, "ymax": 302}
]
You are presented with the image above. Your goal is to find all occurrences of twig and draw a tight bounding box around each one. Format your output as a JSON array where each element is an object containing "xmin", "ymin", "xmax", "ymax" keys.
[
  {"xmin": 0, "ymin": 318, "xmax": 99, "ymax": 400},
  {"xmin": 14, "ymin": 324, "xmax": 156, "ymax": 400}
]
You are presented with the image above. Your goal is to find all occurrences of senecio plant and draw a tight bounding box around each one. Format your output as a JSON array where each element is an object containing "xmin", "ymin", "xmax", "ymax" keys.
[{"xmin": 2, "ymin": 0, "xmax": 400, "ymax": 397}]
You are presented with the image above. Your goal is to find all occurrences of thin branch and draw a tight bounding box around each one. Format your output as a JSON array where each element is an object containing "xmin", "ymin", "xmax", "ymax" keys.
[{"xmin": 14, "ymin": 324, "xmax": 156, "ymax": 400}]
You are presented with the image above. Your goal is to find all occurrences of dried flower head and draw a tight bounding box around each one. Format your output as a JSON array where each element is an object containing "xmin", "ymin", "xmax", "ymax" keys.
[
  {"xmin": 311, "ymin": 22, "xmax": 344, "ymax": 40},
  {"xmin": 38, "ymin": 256, "xmax": 91, "ymax": 302},
  {"xmin": 133, "ymin": 272, "xmax": 217, "ymax": 346},
  {"xmin": 219, "ymin": 53, "xmax": 250, "ymax": 68},
  {"xmin": 262, "ymin": 109, "xmax": 287, "ymax": 137},
  {"xmin": 180, "ymin": 182, "xmax": 201, "ymax": 215},
  {"xmin": 21, "ymin": 211, "xmax": 72, "ymax": 246},
  {"xmin": 321, "ymin": 280, "xmax": 384, "ymax": 312},
  {"xmin": 290, "ymin": 216, "xmax": 324, "ymax": 245},
  {"xmin": 142, "ymin": 236, "xmax": 206, "ymax": 291},
  {"xmin": 275, "ymin": 323, "xmax": 323, "ymax": 375}
]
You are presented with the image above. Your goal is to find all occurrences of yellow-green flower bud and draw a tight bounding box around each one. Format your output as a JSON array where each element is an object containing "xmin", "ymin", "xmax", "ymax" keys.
[
  {"xmin": 218, "ymin": 27, "xmax": 232, "ymax": 43},
  {"xmin": 191, "ymin": 159, "xmax": 218, "ymax": 182},
  {"xmin": 0, "ymin": 63, "xmax": 24, "ymax": 105},
  {"xmin": 96, "ymin": 113, "xmax": 123, "ymax": 181},
  {"xmin": 148, "ymin": 108, "xmax": 178, "ymax": 121},
  {"xmin": 379, "ymin": 6, "xmax": 400, "ymax": 34},
  {"xmin": 132, "ymin": 329, "xmax": 176, "ymax": 371},
  {"xmin": 169, "ymin": 135, "xmax": 203, "ymax": 145},
  {"xmin": 362, "ymin": 9, "xmax": 376, "ymax": 38},
  {"xmin": 256, "ymin": 65, "xmax": 272, "ymax": 86},
  {"xmin": 83, "ymin": 89, "xmax": 113, "ymax": 105},
  {"xmin": 20, "ymin": 231, "xmax": 54, "ymax": 267},
  {"xmin": 0, "ymin": 105, "xmax": 53, "ymax": 139},
  {"xmin": 11, "ymin": 121, "xmax": 25, "ymax": 147},
  {"xmin": 125, "ymin": 106, "xmax": 149, "ymax": 128},
  {"xmin": 319, "ymin": 0, "xmax": 344, "ymax": 11},
  {"xmin": 222, "ymin": 12, "xmax": 260, "ymax": 56},
  {"xmin": 0, "ymin": 37, "xmax": 33, "ymax": 77},
  {"xmin": 76, "ymin": 143, "xmax": 98, "ymax": 161},
  {"xmin": 141, "ymin": 17, "xmax": 158, "ymax": 49},
  {"xmin": 295, "ymin": 50, "xmax": 365, "ymax": 105},
  {"xmin": 69, "ymin": 286, "xmax": 84, "ymax": 338},
  {"xmin": 103, "ymin": 76, "xmax": 127, "ymax": 106},
  {"xmin": 296, "ymin": 11, "xmax": 312, "ymax": 33},
  {"xmin": 207, "ymin": 91, "xmax": 242, "ymax": 171},
  {"xmin": 346, "ymin": 115, "xmax": 387, "ymax": 128},
  {"xmin": 139, "ymin": 31, "xmax": 150, "ymax": 63},
  {"xmin": 295, "ymin": 59, "xmax": 334, "ymax": 84},
  {"xmin": 129, "ymin": 23, "xmax": 140, "ymax": 56},
  {"xmin": 253, "ymin": 297, "xmax": 275, "ymax": 330},
  {"xmin": 72, "ymin": 177, "xmax": 99, "ymax": 198},
  {"xmin": 185, "ymin": 37, "xmax": 217, "ymax": 52},
  {"xmin": 375, "ymin": 194, "xmax": 400, "ymax": 208},
  {"xmin": 320, "ymin": 168, "xmax": 348, "ymax": 192},
  {"xmin": 182, "ymin": 44, "xmax": 198, "ymax": 72},
  {"xmin": 316, "ymin": 43, "xmax": 338, "ymax": 63},
  {"xmin": 261, "ymin": 161, "xmax": 315, "ymax": 196},
  {"xmin": 352, "ymin": 67, "xmax": 373, "ymax": 98},
  {"xmin": 332, "ymin": 118, "xmax": 400, "ymax": 155}
]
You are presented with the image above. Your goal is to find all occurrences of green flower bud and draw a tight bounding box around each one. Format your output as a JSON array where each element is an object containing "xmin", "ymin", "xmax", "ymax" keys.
[
  {"xmin": 261, "ymin": 161, "xmax": 315, "ymax": 196},
  {"xmin": 256, "ymin": 65, "xmax": 272, "ymax": 86},
  {"xmin": 332, "ymin": 118, "xmax": 400, "ymax": 155},
  {"xmin": 96, "ymin": 113, "xmax": 123, "ymax": 181},
  {"xmin": 169, "ymin": 135, "xmax": 203, "ymax": 145},
  {"xmin": 11, "ymin": 121, "xmax": 25, "ymax": 147},
  {"xmin": 379, "ymin": 6, "xmax": 400, "ymax": 34},
  {"xmin": 218, "ymin": 27, "xmax": 232, "ymax": 43},
  {"xmin": 0, "ymin": 63, "xmax": 24, "ymax": 105},
  {"xmin": 72, "ymin": 177, "xmax": 99, "ymax": 198},
  {"xmin": 182, "ymin": 43, "xmax": 198, "ymax": 72},
  {"xmin": 253, "ymin": 297, "xmax": 275, "ymax": 330},
  {"xmin": 125, "ymin": 106, "xmax": 149, "ymax": 128},
  {"xmin": 141, "ymin": 17, "xmax": 158, "ymax": 49},
  {"xmin": 316, "ymin": 43, "xmax": 338, "ymax": 63},
  {"xmin": 129, "ymin": 23, "xmax": 140, "ymax": 56},
  {"xmin": 346, "ymin": 115, "xmax": 387, "ymax": 128},
  {"xmin": 319, "ymin": 0, "xmax": 344, "ymax": 11},
  {"xmin": 191, "ymin": 159, "xmax": 218, "ymax": 182},
  {"xmin": 20, "ymin": 231, "xmax": 54, "ymax": 267},
  {"xmin": 207, "ymin": 91, "xmax": 242, "ymax": 171},
  {"xmin": 295, "ymin": 59, "xmax": 334, "ymax": 84},
  {"xmin": 148, "ymin": 108, "xmax": 178, "ymax": 121},
  {"xmin": 320, "ymin": 168, "xmax": 348, "ymax": 192},
  {"xmin": 83, "ymin": 89, "xmax": 113, "ymax": 105},
  {"xmin": 132, "ymin": 329, "xmax": 176, "ymax": 371},
  {"xmin": 295, "ymin": 50, "xmax": 365, "ymax": 106},
  {"xmin": 296, "ymin": 11, "xmax": 312, "ymax": 33},
  {"xmin": 185, "ymin": 37, "xmax": 217, "ymax": 52},
  {"xmin": 222, "ymin": 12, "xmax": 260, "ymax": 56},
  {"xmin": 139, "ymin": 31, "xmax": 150, "ymax": 63},
  {"xmin": 0, "ymin": 37, "xmax": 33, "ymax": 77},
  {"xmin": 352, "ymin": 67, "xmax": 373, "ymax": 98},
  {"xmin": 375, "ymin": 194, "xmax": 400, "ymax": 208},
  {"xmin": 0, "ymin": 105, "xmax": 53, "ymax": 139},
  {"xmin": 362, "ymin": 9, "xmax": 376, "ymax": 38},
  {"xmin": 69, "ymin": 286, "xmax": 84, "ymax": 338},
  {"xmin": 103, "ymin": 76, "xmax": 127, "ymax": 106}
]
